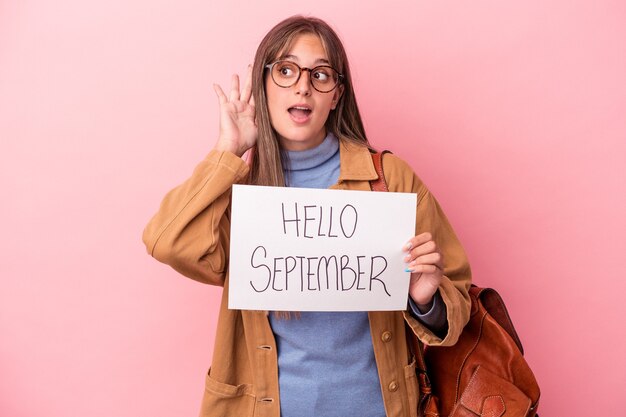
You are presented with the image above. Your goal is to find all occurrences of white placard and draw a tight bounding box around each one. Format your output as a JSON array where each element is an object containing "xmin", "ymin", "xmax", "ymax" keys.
[{"xmin": 228, "ymin": 185, "xmax": 417, "ymax": 311}]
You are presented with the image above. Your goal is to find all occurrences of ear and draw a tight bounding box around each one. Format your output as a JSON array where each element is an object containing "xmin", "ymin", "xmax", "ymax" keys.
[{"xmin": 331, "ymin": 84, "xmax": 345, "ymax": 110}]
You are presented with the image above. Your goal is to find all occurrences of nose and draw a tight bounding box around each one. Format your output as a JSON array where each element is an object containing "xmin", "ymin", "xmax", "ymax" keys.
[{"xmin": 295, "ymin": 69, "xmax": 311, "ymax": 96}]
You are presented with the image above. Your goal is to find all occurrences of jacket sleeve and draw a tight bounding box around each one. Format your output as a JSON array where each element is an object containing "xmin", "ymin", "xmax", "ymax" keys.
[
  {"xmin": 142, "ymin": 150, "xmax": 250, "ymax": 286},
  {"xmin": 383, "ymin": 153, "xmax": 472, "ymax": 346}
]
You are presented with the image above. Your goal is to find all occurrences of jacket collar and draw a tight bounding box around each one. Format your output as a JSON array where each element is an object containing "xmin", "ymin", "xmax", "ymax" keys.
[{"xmin": 337, "ymin": 140, "xmax": 379, "ymax": 182}]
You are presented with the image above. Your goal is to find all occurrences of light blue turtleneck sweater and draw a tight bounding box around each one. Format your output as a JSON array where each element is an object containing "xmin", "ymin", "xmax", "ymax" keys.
[{"xmin": 270, "ymin": 133, "xmax": 445, "ymax": 417}]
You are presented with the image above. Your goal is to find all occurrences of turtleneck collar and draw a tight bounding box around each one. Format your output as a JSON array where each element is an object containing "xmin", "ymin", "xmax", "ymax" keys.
[{"xmin": 283, "ymin": 132, "xmax": 339, "ymax": 172}]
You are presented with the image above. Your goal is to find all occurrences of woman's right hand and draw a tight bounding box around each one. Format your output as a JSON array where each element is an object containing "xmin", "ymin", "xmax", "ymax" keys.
[{"xmin": 213, "ymin": 65, "xmax": 258, "ymax": 157}]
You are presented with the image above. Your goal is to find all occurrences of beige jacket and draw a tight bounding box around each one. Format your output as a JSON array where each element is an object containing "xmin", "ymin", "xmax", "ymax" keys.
[{"xmin": 143, "ymin": 140, "xmax": 471, "ymax": 417}]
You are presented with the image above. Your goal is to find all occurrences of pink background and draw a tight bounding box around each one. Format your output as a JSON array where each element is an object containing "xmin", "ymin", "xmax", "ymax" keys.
[{"xmin": 1, "ymin": 1, "xmax": 625, "ymax": 416}]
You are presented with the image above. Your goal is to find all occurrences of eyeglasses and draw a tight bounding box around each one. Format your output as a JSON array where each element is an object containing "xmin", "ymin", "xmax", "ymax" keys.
[{"xmin": 265, "ymin": 60, "xmax": 344, "ymax": 93}]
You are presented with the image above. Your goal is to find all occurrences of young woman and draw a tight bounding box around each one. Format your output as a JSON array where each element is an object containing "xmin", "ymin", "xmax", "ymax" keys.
[{"xmin": 143, "ymin": 15, "xmax": 471, "ymax": 417}]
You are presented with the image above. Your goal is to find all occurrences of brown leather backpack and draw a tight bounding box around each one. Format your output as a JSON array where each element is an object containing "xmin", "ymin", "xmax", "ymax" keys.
[
  {"xmin": 413, "ymin": 286, "xmax": 541, "ymax": 416},
  {"xmin": 370, "ymin": 151, "xmax": 541, "ymax": 417}
]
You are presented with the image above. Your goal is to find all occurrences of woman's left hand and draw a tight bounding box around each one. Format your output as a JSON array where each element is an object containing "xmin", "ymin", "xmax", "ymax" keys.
[{"xmin": 404, "ymin": 232, "xmax": 444, "ymax": 308}]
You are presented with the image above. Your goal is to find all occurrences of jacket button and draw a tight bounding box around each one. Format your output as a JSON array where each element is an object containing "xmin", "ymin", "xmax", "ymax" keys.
[
  {"xmin": 381, "ymin": 331, "xmax": 392, "ymax": 342},
  {"xmin": 388, "ymin": 381, "xmax": 399, "ymax": 392}
]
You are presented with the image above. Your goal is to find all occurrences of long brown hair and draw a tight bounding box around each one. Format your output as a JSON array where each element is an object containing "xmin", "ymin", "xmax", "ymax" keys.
[{"xmin": 248, "ymin": 15, "xmax": 369, "ymax": 186}]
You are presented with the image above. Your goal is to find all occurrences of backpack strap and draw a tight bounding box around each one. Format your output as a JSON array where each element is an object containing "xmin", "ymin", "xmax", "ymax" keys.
[{"xmin": 370, "ymin": 150, "xmax": 391, "ymax": 192}]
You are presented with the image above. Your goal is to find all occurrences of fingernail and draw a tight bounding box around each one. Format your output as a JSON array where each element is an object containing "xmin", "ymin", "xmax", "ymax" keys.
[
  {"xmin": 404, "ymin": 242, "xmax": 413, "ymax": 251},
  {"xmin": 405, "ymin": 267, "xmax": 412, "ymax": 273}
]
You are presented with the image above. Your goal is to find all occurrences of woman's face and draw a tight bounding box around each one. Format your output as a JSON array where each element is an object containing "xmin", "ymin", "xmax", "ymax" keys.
[{"xmin": 265, "ymin": 33, "xmax": 343, "ymax": 151}]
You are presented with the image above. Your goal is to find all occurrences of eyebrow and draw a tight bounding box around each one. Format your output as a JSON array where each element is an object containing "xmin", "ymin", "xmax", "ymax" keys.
[{"xmin": 280, "ymin": 54, "xmax": 331, "ymax": 65}]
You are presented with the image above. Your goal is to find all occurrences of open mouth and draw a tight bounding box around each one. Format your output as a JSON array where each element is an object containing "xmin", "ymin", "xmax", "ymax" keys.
[{"xmin": 288, "ymin": 106, "xmax": 312, "ymax": 122}]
